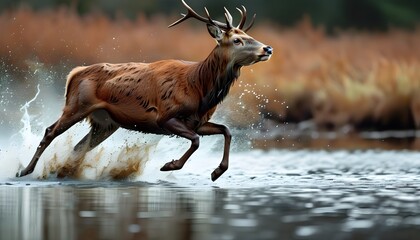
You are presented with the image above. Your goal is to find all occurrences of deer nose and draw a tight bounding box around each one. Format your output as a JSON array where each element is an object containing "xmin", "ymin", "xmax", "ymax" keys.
[{"xmin": 263, "ymin": 46, "xmax": 273, "ymax": 55}]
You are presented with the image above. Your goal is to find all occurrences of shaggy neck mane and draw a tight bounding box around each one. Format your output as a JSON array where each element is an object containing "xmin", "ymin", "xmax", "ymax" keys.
[{"xmin": 195, "ymin": 46, "xmax": 241, "ymax": 115}]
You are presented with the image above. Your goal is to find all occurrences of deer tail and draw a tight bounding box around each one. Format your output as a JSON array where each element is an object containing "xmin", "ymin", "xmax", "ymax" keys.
[{"xmin": 65, "ymin": 66, "xmax": 88, "ymax": 98}]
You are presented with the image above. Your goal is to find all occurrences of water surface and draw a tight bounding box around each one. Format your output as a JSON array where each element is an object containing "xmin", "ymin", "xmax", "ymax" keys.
[{"xmin": 1, "ymin": 149, "xmax": 420, "ymax": 240}]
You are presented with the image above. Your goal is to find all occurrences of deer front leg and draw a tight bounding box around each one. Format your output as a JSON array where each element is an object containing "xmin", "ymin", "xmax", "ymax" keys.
[
  {"xmin": 16, "ymin": 121, "xmax": 59, "ymax": 177},
  {"xmin": 17, "ymin": 107, "xmax": 92, "ymax": 177},
  {"xmin": 196, "ymin": 122, "xmax": 231, "ymax": 181},
  {"xmin": 160, "ymin": 118, "xmax": 200, "ymax": 171}
]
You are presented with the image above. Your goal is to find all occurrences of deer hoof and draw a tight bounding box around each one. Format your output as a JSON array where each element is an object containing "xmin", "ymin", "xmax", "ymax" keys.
[
  {"xmin": 160, "ymin": 160, "xmax": 181, "ymax": 171},
  {"xmin": 16, "ymin": 168, "xmax": 30, "ymax": 178},
  {"xmin": 211, "ymin": 167, "xmax": 226, "ymax": 182}
]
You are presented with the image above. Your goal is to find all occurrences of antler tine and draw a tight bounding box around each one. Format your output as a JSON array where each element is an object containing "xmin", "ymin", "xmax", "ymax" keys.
[
  {"xmin": 236, "ymin": 5, "xmax": 247, "ymax": 29},
  {"xmin": 205, "ymin": 7, "xmax": 230, "ymax": 30},
  {"xmin": 204, "ymin": 7, "xmax": 215, "ymax": 25},
  {"xmin": 243, "ymin": 13, "xmax": 256, "ymax": 32},
  {"xmin": 168, "ymin": 0, "xmax": 208, "ymax": 28},
  {"xmin": 223, "ymin": 7, "xmax": 233, "ymax": 29},
  {"xmin": 169, "ymin": 0, "xmax": 229, "ymax": 30}
]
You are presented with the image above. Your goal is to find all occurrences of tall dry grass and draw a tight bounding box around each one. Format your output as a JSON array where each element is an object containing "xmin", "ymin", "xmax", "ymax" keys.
[{"xmin": 1, "ymin": 8, "xmax": 420, "ymax": 130}]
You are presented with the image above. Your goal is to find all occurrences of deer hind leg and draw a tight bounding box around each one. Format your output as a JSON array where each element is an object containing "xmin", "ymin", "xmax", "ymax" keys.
[
  {"xmin": 58, "ymin": 110, "xmax": 119, "ymax": 178},
  {"xmin": 196, "ymin": 122, "xmax": 231, "ymax": 181},
  {"xmin": 160, "ymin": 118, "xmax": 200, "ymax": 172},
  {"xmin": 16, "ymin": 107, "xmax": 92, "ymax": 178},
  {"xmin": 73, "ymin": 109, "xmax": 120, "ymax": 153}
]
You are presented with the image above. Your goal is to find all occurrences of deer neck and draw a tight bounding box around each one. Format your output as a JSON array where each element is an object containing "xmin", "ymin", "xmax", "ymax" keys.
[{"xmin": 196, "ymin": 46, "xmax": 241, "ymax": 115}]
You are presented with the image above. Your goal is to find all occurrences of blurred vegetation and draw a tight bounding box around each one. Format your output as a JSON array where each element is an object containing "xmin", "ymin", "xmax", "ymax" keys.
[
  {"xmin": 1, "ymin": 0, "xmax": 420, "ymax": 132},
  {"xmin": 1, "ymin": 0, "xmax": 420, "ymax": 31}
]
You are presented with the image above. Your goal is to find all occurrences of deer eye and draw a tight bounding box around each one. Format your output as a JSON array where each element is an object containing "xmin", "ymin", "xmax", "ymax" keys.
[{"xmin": 233, "ymin": 38, "xmax": 242, "ymax": 45}]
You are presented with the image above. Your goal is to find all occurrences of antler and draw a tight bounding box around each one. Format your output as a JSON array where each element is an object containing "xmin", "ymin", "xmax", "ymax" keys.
[
  {"xmin": 169, "ymin": 0, "xmax": 256, "ymax": 32},
  {"xmin": 236, "ymin": 6, "xmax": 256, "ymax": 32}
]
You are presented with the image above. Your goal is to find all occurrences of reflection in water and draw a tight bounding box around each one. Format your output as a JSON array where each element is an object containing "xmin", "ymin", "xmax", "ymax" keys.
[
  {"xmin": 0, "ymin": 185, "xmax": 218, "ymax": 240},
  {"xmin": 1, "ymin": 178, "xmax": 420, "ymax": 240}
]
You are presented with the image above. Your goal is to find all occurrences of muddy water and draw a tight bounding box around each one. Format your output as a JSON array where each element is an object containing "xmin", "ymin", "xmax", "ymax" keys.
[{"xmin": 1, "ymin": 149, "xmax": 420, "ymax": 240}]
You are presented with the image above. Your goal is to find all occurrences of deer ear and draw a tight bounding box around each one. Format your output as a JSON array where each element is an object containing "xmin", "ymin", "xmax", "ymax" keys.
[{"xmin": 207, "ymin": 24, "xmax": 223, "ymax": 41}]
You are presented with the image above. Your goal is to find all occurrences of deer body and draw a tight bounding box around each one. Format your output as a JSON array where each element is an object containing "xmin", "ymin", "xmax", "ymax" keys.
[
  {"xmin": 17, "ymin": 0, "xmax": 272, "ymax": 181},
  {"xmin": 66, "ymin": 61, "xmax": 209, "ymax": 134}
]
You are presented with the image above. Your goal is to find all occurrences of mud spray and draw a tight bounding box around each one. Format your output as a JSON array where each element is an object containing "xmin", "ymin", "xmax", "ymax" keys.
[{"xmin": 0, "ymin": 67, "xmax": 241, "ymax": 182}]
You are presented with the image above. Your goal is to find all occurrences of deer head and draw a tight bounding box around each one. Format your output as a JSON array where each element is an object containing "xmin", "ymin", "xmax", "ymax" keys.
[{"xmin": 169, "ymin": 0, "xmax": 273, "ymax": 67}]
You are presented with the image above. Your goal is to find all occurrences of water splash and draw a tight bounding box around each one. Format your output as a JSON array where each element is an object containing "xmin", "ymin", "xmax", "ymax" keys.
[
  {"xmin": 18, "ymin": 84, "xmax": 41, "ymax": 156},
  {"xmin": 0, "ymin": 85, "xmax": 160, "ymax": 180}
]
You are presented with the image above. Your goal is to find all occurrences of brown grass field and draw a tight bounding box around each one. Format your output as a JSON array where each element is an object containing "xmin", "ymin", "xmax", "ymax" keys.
[{"xmin": 1, "ymin": 8, "xmax": 420, "ymax": 131}]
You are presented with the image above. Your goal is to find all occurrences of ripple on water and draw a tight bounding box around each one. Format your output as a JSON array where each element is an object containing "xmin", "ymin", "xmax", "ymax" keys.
[
  {"xmin": 295, "ymin": 226, "xmax": 319, "ymax": 237},
  {"xmin": 348, "ymin": 208, "xmax": 377, "ymax": 218},
  {"xmin": 342, "ymin": 219, "xmax": 375, "ymax": 231},
  {"xmin": 282, "ymin": 214, "xmax": 310, "ymax": 223},
  {"xmin": 332, "ymin": 203, "xmax": 354, "ymax": 211},
  {"xmin": 392, "ymin": 195, "xmax": 420, "ymax": 202},
  {"xmin": 258, "ymin": 207, "xmax": 275, "ymax": 216},
  {"xmin": 340, "ymin": 195, "xmax": 377, "ymax": 206},
  {"xmin": 403, "ymin": 216, "xmax": 420, "ymax": 226},
  {"xmin": 310, "ymin": 207, "xmax": 342, "ymax": 216},
  {"xmin": 313, "ymin": 197, "xmax": 336, "ymax": 204},
  {"xmin": 228, "ymin": 218, "xmax": 258, "ymax": 228}
]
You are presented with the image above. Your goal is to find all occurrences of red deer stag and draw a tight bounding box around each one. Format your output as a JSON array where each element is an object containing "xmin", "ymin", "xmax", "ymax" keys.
[{"xmin": 16, "ymin": 0, "xmax": 272, "ymax": 181}]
